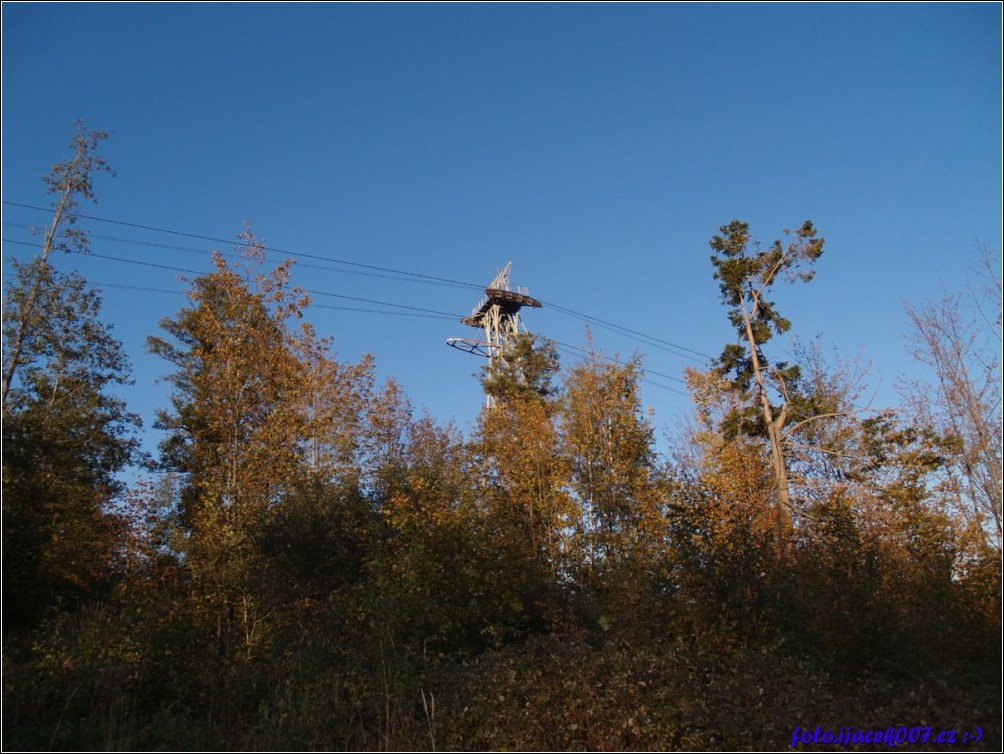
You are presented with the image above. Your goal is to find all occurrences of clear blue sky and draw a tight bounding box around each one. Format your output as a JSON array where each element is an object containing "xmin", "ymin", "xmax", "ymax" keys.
[{"xmin": 3, "ymin": 3, "xmax": 1001, "ymax": 459}]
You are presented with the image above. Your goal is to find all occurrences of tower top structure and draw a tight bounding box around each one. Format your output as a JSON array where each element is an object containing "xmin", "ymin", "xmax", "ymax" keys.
[{"xmin": 447, "ymin": 262, "xmax": 542, "ymax": 405}]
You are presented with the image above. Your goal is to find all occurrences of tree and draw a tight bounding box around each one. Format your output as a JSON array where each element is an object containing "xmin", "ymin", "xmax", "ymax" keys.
[
  {"xmin": 2, "ymin": 121, "xmax": 114, "ymax": 417},
  {"xmin": 558, "ymin": 340, "xmax": 669, "ymax": 636},
  {"xmin": 708, "ymin": 219, "xmax": 824, "ymax": 519},
  {"xmin": 562, "ymin": 341, "xmax": 661, "ymax": 572},
  {"xmin": 471, "ymin": 334, "xmax": 572, "ymax": 639},
  {"xmin": 473, "ymin": 395, "xmax": 572, "ymax": 641},
  {"xmin": 364, "ymin": 376, "xmax": 417, "ymax": 506},
  {"xmin": 670, "ymin": 365, "xmax": 791, "ymax": 638},
  {"xmin": 259, "ymin": 339, "xmax": 379, "ymax": 602},
  {"xmin": 780, "ymin": 338, "xmax": 879, "ymax": 503},
  {"xmin": 148, "ymin": 227, "xmax": 313, "ymax": 660},
  {"xmin": 149, "ymin": 228, "xmax": 309, "ymax": 520},
  {"xmin": 480, "ymin": 332, "xmax": 561, "ymax": 406},
  {"xmin": 901, "ymin": 245, "xmax": 1002, "ymax": 548},
  {"xmin": 378, "ymin": 415, "xmax": 486, "ymax": 653},
  {"xmin": 2, "ymin": 258, "xmax": 139, "ymax": 632},
  {"xmin": 301, "ymin": 340, "xmax": 375, "ymax": 488},
  {"xmin": 836, "ymin": 409, "xmax": 987, "ymax": 669}
]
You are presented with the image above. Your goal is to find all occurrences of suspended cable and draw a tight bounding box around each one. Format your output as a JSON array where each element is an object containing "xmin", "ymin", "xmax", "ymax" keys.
[
  {"xmin": 3, "ymin": 200, "xmax": 483, "ymax": 291},
  {"xmin": 551, "ymin": 343, "xmax": 689, "ymax": 397},
  {"xmin": 3, "ymin": 201, "xmax": 714, "ymax": 364},
  {"xmin": 89, "ymin": 281, "xmax": 455, "ymax": 320},
  {"xmin": 541, "ymin": 299, "xmax": 712, "ymax": 362},
  {"xmin": 552, "ymin": 338, "xmax": 687, "ymax": 384},
  {"xmin": 3, "ymin": 221, "xmax": 474, "ymax": 288},
  {"xmin": 7, "ymin": 232, "xmax": 692, "ymax": 398},
  {"xmin": 2, "ymin": 238, "xmax": 466, "ymax": 319}
]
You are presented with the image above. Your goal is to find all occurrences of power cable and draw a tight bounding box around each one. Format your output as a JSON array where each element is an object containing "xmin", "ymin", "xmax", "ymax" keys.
[
  {"xmin": 552, "ymin": 338, "xmax": 687, "ymax": 384},
  {"xmin": 2, "ymin": 221, "xmax": 474, "ymax": 287},
  {"xmin": 6, "ymin": 233, "xmax": 691, "ymax": 396},
  {"xmin": 3, "ymin": 200, "xmax": 714, "ymax": 361},
  {"xmin": 551, "ymin": 343, "xmax": 689, "ymax": 398},
  {"xmin": 90, "ymin": 280, "xmax": 455, "ymax": 320},
  {"xmin": 2, "ymin": 238, "xmax": 465, "ymax": 319},
  {"xmin": 3, "ymin": 201, "xmax": 483, "ymax": 291},
  {"xmin": 541, "ymin": 299, "xmax": 711, "ymax": 362}
]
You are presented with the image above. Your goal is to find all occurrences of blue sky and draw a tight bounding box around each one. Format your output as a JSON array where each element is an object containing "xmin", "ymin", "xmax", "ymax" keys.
[{"xmin": 2, "ymin": 3, "xmax": 1001, "ymax": 459}]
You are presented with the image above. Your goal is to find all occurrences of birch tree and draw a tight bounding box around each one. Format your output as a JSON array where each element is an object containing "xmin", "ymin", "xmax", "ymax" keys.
[
  {"xmin": 562, "ymin": 344, "xmax": 661, "ymax": 571},
  {"xmin": 2, "ymin": 121, "xmax": 113, "ymax": 417},
  {"xmin": 148, "ymin": 227, "xmax": 312, "ymax": 658}
]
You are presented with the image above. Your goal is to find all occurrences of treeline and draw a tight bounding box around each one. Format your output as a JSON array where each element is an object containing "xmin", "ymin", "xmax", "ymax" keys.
[{"xmin": 3, "ymin": 127, "xmax": 1001, "ymax": 751}]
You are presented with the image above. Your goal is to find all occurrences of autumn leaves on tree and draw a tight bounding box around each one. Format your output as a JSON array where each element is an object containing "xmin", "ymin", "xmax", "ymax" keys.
[{"xmin": 2, "ymin": 124, "xmax": 1000, "ymax": 750}]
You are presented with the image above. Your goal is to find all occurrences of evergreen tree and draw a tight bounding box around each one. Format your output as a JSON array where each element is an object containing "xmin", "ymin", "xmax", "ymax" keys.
[
  {"xmin": 480, "ymin": 332, "xmax": 561, "ymax": 406},
  {"xmin": 708, "ymin": 219, "xmax": 824, "ymax": 520}
]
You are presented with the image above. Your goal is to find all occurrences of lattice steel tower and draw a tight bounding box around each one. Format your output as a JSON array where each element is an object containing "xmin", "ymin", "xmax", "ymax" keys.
[{"xmin": 447, "ymin": 261, "xmax": 542, "ymax": 406}]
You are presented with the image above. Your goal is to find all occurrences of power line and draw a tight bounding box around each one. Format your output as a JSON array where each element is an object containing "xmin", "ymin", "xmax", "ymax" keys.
[
  {"xmin": 86, "ymin": 266, "xmax": 687, "ymax": 383},
  {"xmin": 542, "ymin": 299, "xmax": 712, "ymax": 362},
  {"xmin": 5, "ymin": 233, "xmax": 691, "ymax": 397},
  {"xmin": 3, "ymin": 221, "xmax": 482, "ymax": 288},
  {"xmin": 88, "ymin": 281, "xmax": 457, "ymax": 319},
  {"xmin": 552, "ymin": 338, "xmax": 687, "ymax": 384},
  {"xmin": 638, "ymin": 378, "xmax": 689, "ymax": 398},
  {"xmin": 551, "ymin": 343, "xmax": 689, "ymax": 398},
  {"xmin": 3, "ymin": 200, "xmax": 714, "ymax": 364},
  {"xmin": 89, "ymin": 282, "xmax": 182, "ymax": 295},
  {"xmin": 87, "ymin": 279, "xmax": 685, "ymax": 377},
  {"xmin": 3, "ymin": 200, "xmax": 483, "ymax": 291},
  {"xmin": 2, "ymin": 238, "xmax": 465, "ymax": 319}
]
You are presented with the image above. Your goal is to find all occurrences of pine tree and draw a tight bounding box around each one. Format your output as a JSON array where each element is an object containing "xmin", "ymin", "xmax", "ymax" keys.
[{"xmin": 708, "ymin": 219, "xmax": 824, "ymax": 521}]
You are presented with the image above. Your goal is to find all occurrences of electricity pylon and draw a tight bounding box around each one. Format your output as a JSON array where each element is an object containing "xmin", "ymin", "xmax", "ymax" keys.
[{"xmin": 447, "ymin": 261, "xmax": 542, "ymax": 407}]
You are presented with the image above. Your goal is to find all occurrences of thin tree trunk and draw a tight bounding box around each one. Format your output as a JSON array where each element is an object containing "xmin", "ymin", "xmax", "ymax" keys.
[
  {"xmin": 2, "ymin": 195, "xmax": 69, "ymax": 415},
  {"xmin": 2, "ymin": 146, "xmax": 83, "ymax": 417},
  {"xmin": 739, "ymin": 293, "xmax": 794, "ymax": 518}
]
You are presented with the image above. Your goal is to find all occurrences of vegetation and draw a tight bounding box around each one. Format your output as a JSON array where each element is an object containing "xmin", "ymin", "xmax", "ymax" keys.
[{"xmin": 3, "ymin": 131, "xmax": 1000, "ymax": 751}]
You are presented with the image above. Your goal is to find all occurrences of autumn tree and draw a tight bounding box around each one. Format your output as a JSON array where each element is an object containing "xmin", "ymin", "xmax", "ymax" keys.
[
  {"xmin": 256, "ymin": 340, "xmax": 379, "ymax": 604},
  {"xmin": 301, "ymin": 339, "xmax": 376, "ymax": 487},
  {"xmin": 2, "ymin": 259, "xmax": 139, "ymax": 632},
  {"xmin": 376, "ymin": 414, "xmax": 488, "ymax": 653},
  {"xmin": 837, "ymin": 410, "xmax": 995, "ymax": 668},
  {"xmin": 470, "ymin": 333, "xmax": 572, "ymax": 639},
  {"xmin": 668, "ymin": 366, "xmax": 790, "ymax": 639},
  {"xmin": 708, "ymin": 219, "xmax": 825, "ymax": 521},
  {"xmin": 561, "ymin": 341, "xmax": 665, "ymax": 617},
  {"xmin": 148, "ymin": 227, "xmax": 313, "ymax": 661},
  {"xmin": 364, "ymin": 377, "xmax": 419, "ymax": 506},
  {"xmin": 2, "ymin": 121, "xmax": 114, "ymax": 417},
  {"xmin": 778, "ymin": 338, "xmax": 881, "ymax": 502},
  {"xmin": 901, "ymin": 245, "xmax": 1002, "ymax": 548}
]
